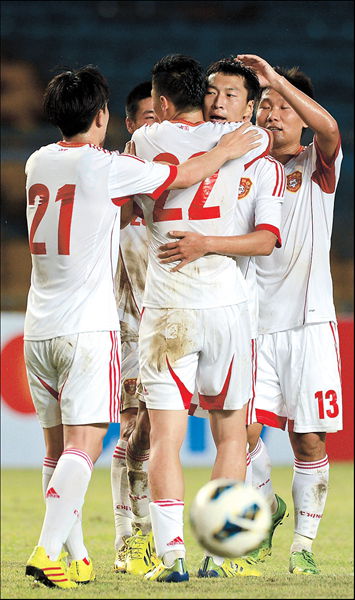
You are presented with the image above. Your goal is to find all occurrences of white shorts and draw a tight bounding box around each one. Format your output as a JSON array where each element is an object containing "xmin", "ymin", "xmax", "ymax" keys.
[
  {"xmin": 254, "ymin": 322, "xmax": 343, "ymax": 433},
  {"xmin": 120, "ymin": 338, "xmax": 140, "ymax": 412},
  {"xmin": 24, "ymin": 331, "xmax": 121, "ymax": 427},
  {"xmin": 189, "ymin": 338, "xmax": 257, "ymax": 422},
  {"xmin": 139, "ymin": 303, "xmax": 252, "ymax": 411}
]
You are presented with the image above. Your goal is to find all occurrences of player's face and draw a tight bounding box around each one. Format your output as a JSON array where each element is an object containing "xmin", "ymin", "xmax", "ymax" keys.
[
  {"xmin": 126, "ymin": 96, "xmax": 157, "ymax": 134},
  {"xmin": 204, "ymin": 73, "xmax": 254, "ymax": 123},
  {"xmin": 256, "ymin": 89, "xmax": 305, "ymax": 149}
]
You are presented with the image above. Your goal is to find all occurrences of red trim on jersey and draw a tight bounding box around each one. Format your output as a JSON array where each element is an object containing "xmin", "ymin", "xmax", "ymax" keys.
[
  {"xmin": 170, "ymin": 119, "xmax": 205, "ymax": 126},
  {"xmin": 255, "ymin": 223, "xmax": 282, "ymax": 248},
  {"xmin": 264, "ymin": 155, "xmax": 286, "ymax": 197},
  {"xmin": 57, "ymin": 141, "xmax": 88, "ymax": 147},
  {"xmin": 120, "ymin": 153, "xmax": 146, "ymax": 164},
  {"xmin": 150, "ymin": 165, "xmax": 178, "ymax": 200},
  {"xmin": 36, "ymin": 376, "xmax": 59, "ymax": 400},
  {"xmin": 244, "ymin": 128, "xmax": 272, "ymax": 170},
  {"xmin": 311, "ymin": 135, "xmax": 341, "ymax": 193},
  {"xmin": 255, "ymin": 408, "xmax": 287, "ymax": 430},
  {"xmin": 166, "ymin": 357, "xmax": 193, "ymax": 409},
  {"xmin": 111, "ymin": 195, "xmax": 132, "ymax": 207},
  {"xmin": 198, "ymin": 356, "xmax": 234, "ymax": 410},
  {"xmin": 188, "ymin": 402, "xmax": 198, "ymax": 416}
]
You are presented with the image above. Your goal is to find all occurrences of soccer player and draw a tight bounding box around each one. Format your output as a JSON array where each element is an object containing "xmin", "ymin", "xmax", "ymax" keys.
[
  {"xmin": 129, "ymin": 54, "xmax": 275, "ymax": 583},
  {"xmin": 239, "ymin": 53, "xmax": 343, "ymax": 575},
  {"xmin": 159, "ymin": 56, "xmax": 287, "ymax": 578},
  {"xmin": 23, "ymin": 64, "xmax": 252, "ymax": 589},
  {"xmin": 111, "ymin": 81, "xmax": 156, "ymax": 575}
]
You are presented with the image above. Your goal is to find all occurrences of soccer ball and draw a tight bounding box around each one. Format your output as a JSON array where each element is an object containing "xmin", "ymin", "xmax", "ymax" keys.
[{"xmin": 189, "ymin": 478, "xmax": 272, "ymax": 558}]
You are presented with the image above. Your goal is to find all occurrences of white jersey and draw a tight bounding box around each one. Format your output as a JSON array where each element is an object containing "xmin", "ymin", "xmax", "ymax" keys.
[
  {"xmin": 24, "ymin": 141, "xmax": 176, "ymax": 340},
  {"xmin": 115, "ymin": 206, "xmax": 148, "ymax": 337},
  {"xmin": 234, "ymin": 155, "xmax": 285, "ymax": 338},
  {"xmin": 256, "ymin": 136, "xmax": 342, "ymax": 334},
  {"xmin": 132, "ymin": 119, "xmax": 271, "ymax": 309}
]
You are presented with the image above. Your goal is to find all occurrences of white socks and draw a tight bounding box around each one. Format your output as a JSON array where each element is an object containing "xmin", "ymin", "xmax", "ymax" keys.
[
  {"xmin": 42, "ymin": 456, "xmax": 88, "ymax": 561},
  {"xmin": 149, "ymin": 500, "xmax": 185, "ymax": 564},
  {"xmin": 291, "ymin": 456, "xmax": 329, "ymax": 552},
  {"xmin": 111, "ymin": 440, "xmax": 133, "ymax": 549},
  {"xmin": 250, "ymin": 438, "xmax": 276, "ymax": 509},
  {"xmin": 38, "ymin": 449, "xmax": 93, "ymax": 560}
]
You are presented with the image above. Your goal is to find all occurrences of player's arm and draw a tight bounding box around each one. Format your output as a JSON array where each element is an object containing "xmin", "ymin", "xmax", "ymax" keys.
[
  {"xmin": 237, "ymin": 54, "xmax": 340, "ymax": 160},
  {"xmin": 158, "ymin": 229, "xmax": 278, "ymax": 272},
  {"xmin": 120, "ymin": 196, "xmax": 134, "ymax": 228},
  {"xmin": 168, "ymin": 122, "xmax": 262, "ymax": 189}
]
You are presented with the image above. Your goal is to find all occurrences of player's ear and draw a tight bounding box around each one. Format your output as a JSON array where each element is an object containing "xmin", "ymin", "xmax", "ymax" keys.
[
  {"xmin": 159, "ymin": 95, "xmax": 169, "ymax": 115},
  {"xmin": 96, "ymin": 109, "xmax": 106, "ymax": 128},
  {"xmin": 126, "ymin": 117, "xmax": 135, "ymax": 135},
  {"xmin": 242, "ymin": 100, "xmax": 254, "ymax": 122}
]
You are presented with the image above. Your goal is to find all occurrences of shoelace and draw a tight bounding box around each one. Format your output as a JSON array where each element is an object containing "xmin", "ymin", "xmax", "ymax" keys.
[
  {"xmin": 300, "ymin": 550, "xmax": 317, "ymax": 567},
  {"xmin": 127, "ymin": 536, "xmax": 149, "ymax": 559}
]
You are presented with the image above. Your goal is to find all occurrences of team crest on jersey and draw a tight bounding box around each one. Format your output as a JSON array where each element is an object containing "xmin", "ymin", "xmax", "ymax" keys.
[
  {"xmin": 124, "ymin": 378, "xmax": 137, "ymax": 395},
  {"xmin": 238, "ymin": 178, "xmax": 253, "ymax": 199},
  {"xmin": 287, "ymin": 170, "xmax": 302, "ymax": 192}
]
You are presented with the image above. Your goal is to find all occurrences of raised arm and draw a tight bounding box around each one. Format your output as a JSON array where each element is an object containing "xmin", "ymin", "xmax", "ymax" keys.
[{"xmin": 237, "ymin": 54, "xmax": 339, "ymax": 159}]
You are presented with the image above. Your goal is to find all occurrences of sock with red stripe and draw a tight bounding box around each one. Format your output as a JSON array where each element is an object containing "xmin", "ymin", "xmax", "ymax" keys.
[
  {"xmin": 250, "ymin": 438, "xmax": 277, "ymax": 510},
  {"xmin": 291, "ymin": 455, "xmax": 329, "ymax": 551},
  {"xmin": 126, "ymin": 440, "xmax": 150, "ymax": 535},
  {"xmin": 38, "ymin": 449, "xmax": 93, "ymax": 561},
  {"xmin": 111, "ymin": 440, "xmax": 133, "ymax": 549},
  {"xmin": 42, "ymin": 457, "xmax": 88, "ymax": 560},
  {"xmin": 149, "ymin": 500, "xmax": 185, "ymax": 565}
]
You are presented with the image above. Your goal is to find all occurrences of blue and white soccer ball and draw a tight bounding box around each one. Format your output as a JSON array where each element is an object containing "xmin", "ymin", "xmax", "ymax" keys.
[{"xmin": 189, "ymin": 478, "xmax": 272, "ymax": 558}]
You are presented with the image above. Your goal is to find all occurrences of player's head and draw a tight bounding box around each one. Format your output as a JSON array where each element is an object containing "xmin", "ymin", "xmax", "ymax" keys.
[
  {"xmin": 151, "ymin": 54, "xmax": 205, "ymax": 121},
  {"xmin": 125, "ymin": 81, "xmax": 156, "ymax": 134},
  {"xmin": 256, "ymin": 66, "xmax": 314, "ymax": 148},
  {"xmin": 43, "ymin": 65, "xmax": 109, "ymax": 143},
  {"xmin": 204, "ymin": 57, "xmax": 261, "ymax": 123}
]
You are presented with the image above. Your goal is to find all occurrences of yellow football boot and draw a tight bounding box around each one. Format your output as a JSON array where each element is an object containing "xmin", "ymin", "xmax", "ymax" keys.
[{"xmin": 25, "ymin": 545, "xmax": 78, "ymax": 589}]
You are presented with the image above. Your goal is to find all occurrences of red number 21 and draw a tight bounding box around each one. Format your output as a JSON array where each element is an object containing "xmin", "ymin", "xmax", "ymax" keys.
[{"xmin": 28, "ymin": 184, "xmax": 76, "ymax": 255}]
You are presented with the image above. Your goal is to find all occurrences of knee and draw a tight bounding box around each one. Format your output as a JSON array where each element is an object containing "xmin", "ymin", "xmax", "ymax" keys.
[
  {"xmin": 121, "ymin": 416, "xmax": 137, "ymax": 442},
  {"xmin": 291, "ymin": 432, "xmax": 326, "ymax": 461}
]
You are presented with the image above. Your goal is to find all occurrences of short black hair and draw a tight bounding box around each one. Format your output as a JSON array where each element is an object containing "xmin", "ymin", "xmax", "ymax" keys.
[
  {"xmin": 43, "ymin": 65, "xmax": 109, "ymax": 137},
  {"xmin": 271, "ymin": 66, "xmax": 315, "ymax": 98},
  {"xmin": 152, "ymin": 54, "xmax": 206, "ymax": 111},
  {"xmin": 206, "ymin": 57, "xmax": 261, "ymax": 103},
  {"xmin": 125, "ymin": 81, "xmax": 152, "ymax": 121}
]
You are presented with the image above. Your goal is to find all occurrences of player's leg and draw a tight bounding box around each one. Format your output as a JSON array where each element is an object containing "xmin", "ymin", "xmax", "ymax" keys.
[
  {"xmin": 243, "ymin": 333, "xmax": 288, "ymax": 563},
  {"xmin": 282, "ymin": 323, "xmax": 342, "ymax": 574},
  {"xmin": 124, "ymin": 401, "xmax": 153, "ymax": 576},
  {"xmin": 139, "ymin": 307, "xmax": 198, "ymax": 582},
  {"xmin": 145, "ymin": 408, "xmax": 189, "ymax": 581},
  {"xmin": 111, "ymin": 407, "xmax": 137, "ymax": 572},
  {"xmin": 288, "ymin": 431, "xmax": 328, "ymax": 575}
]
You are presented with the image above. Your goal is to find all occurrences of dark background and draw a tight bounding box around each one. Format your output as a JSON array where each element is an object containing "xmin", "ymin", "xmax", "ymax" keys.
[{"xmin": 1, "ymin": 0, "xmax": 353, "ymax": 312}]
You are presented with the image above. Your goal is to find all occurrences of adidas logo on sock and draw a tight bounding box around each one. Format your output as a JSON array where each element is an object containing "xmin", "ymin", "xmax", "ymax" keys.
[
  {"xmin": 46, "ymin": 487, "xmax": 60, "ymax": 498},
  {"xmin": 167, "ymin": 536, "xmax": 184, "ymax": 546}
]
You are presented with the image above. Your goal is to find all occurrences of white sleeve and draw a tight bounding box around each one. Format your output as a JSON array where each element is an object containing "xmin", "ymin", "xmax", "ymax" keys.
[
  {"xmin": 108, "ymin": 153, "xmax": 177, "ymax": 204},
  {"xmin": 241, "ymin": 126, "xmax": 273, "ymax": 169},
  {"xmin": 253, "ymin": 157, "xmax": 285, "ymax": 247}
]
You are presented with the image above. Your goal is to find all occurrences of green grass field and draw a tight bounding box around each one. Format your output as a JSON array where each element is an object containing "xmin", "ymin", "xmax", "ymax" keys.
[{"xmin": 1, "ymin": 463, "xmax": 353, "ymax": 599}]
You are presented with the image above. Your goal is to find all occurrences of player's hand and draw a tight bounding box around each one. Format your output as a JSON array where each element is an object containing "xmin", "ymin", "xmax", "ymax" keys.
[
  {"xmin": 217, "ymin": 122, "xmax": 262, "ymax": 160},
  {"xmin": 236, "ymin": 54, "xmax": 279, "ymax": 88},
  {"xmin": 124, "ymin": 140, "xmax": 136, "ymax": 155},
  {"xmin": 158, "ymin": 231, "xmax": 209, "ymax": 271}
]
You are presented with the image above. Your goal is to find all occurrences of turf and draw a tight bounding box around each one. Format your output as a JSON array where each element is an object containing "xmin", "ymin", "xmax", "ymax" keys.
[{"xmin": 1, "ymin": 463, "xmax": 353, "ymax": 599}]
